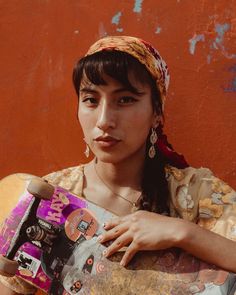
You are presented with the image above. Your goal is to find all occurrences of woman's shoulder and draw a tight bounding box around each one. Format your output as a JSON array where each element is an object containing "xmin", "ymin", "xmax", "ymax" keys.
[
  {"xmin": 165, "ymin": 165, "xmax": 213, "ymax": 185},
  {"xmin": 165, "ymin": 165, "xmax": 214, "ymax": 221},
  {"xmin": 43, "ymin": 164, "xmax": 85, "ymax": 196},
  {"xmin": 166, "ymin": 165, "xmax": 236, "ymax": 226}
]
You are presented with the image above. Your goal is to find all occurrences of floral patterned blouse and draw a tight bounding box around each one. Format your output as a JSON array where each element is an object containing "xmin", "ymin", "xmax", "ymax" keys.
[{"xmin": 1, "ymin": 165, "xmax": 236, "ymax": 294}]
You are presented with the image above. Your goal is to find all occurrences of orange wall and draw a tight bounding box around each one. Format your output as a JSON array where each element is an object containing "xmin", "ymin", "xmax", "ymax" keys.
[{"xmin": 0, "ymin": 0, "xmax": 236, "ymax": 189}]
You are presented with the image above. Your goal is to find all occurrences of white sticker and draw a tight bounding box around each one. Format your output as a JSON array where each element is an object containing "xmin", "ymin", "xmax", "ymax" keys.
[{"xmin": 16, "ymin": 250, "xmax": 41, "ymax": 278}]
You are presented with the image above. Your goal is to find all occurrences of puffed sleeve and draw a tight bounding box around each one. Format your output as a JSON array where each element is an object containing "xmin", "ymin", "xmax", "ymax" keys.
[
  {"xmin": 197, "ymin": 172, "xmax": 236, "ymax": 240},
  {"xmin": 167, "ymin": 165, "xmax": 236, "ymax": 240}
]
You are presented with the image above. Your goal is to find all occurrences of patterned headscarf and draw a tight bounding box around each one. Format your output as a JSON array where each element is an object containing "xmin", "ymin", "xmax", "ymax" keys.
[
  {"xmin": 86, "ymin": 36, "xmax": 170, "ymax": 111},
  {"xmin": 84, "ymin": 36, "xmax": 188, "ymax": 168}
]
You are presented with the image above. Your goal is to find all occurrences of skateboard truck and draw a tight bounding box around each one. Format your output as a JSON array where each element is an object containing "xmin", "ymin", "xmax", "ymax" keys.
[{"xmin": 0, "ymin": 178, "xmax": 54, "ymax": 277}]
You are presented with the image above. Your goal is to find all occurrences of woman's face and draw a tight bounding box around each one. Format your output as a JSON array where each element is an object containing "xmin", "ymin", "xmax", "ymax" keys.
[{"xmin": 78, "ymin": 73, "xmax": 158, "ymax": 164}]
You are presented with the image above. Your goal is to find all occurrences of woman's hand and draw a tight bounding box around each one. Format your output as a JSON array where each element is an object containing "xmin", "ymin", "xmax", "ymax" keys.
[{"xmin": 98, "ymin": 210, "xmax": 184, "ymax": 266}]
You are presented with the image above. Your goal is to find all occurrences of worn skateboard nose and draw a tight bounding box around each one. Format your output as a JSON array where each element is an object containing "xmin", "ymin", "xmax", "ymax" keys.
[{"xmin": 27, "ymin": 178, "xmax": 55, "ymax": 200}]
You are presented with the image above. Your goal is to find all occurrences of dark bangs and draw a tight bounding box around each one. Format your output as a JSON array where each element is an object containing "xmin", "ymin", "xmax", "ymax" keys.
[{"xmin": 73, "ymin": 50, "xmax": 162, "ymax": 112}]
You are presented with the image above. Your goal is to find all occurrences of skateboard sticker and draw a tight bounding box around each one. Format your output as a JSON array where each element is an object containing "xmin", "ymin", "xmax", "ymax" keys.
[
  {"xmin": 70, "ymin": 280, "xmax": 82, "ymax": 294},
  {"xmin": 65, "ymin": 208, "xmax": 98, "ymax": 242},
  {"xmin": 95, "ymin": 261, "xmax": 106, "ymax": 274},
  {"xmin": 58, "ymin": 193, "xmax": 70, "ymax": 206},
  {"xmin": 82, "ymin": 254, "xmax": 94, "ymax": 274},
  {"xmin": 16, "ymin": 250, "xmax": 41, "ymax": 278}
]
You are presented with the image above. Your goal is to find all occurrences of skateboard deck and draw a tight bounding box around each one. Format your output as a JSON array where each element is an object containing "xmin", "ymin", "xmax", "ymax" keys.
[{"xmin": 0, "ymin": 174, "xmax": 236, "ymax": 295}]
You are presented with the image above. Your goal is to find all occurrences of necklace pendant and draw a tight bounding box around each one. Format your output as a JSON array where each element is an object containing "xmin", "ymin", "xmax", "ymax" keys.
[{"xmin": 131, "ymin": 202, "xmax": 138, "ymax": 213}]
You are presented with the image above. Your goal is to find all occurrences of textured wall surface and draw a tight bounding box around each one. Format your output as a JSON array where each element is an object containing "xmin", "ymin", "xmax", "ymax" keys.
[{"xmin": 0, "ymin": 0, "xmax": 235, "ymax": 190}]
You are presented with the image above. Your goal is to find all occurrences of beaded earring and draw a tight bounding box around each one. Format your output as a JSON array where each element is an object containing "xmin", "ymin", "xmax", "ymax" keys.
[
  {"xmin": 148, "ymin": 128, "xmax": 158, "ymax": 158},
  {"xmin": 83, "ymin": 138, "xmax": 90, "ymax": 158}
]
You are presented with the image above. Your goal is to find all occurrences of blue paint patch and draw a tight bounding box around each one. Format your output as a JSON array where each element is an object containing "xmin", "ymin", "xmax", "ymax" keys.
[
  {"xmin": 223, "ymin": 64, "xmax": 236, "ymax": 92},
  {"xmin": 133, "ymin": 0, "xmax": 143, "ymax": 13},
  {"xmin": 188, "ymin": 34, "xmax": 205, "ymax": 55},
  {"xmin": 229, "ymin": 64, "xmax": 236, "ymax": 72},
  {"xmin": 210, "ymin": 23, "xmax": 236, "ymax": 59},
  {"xmin": 111, "ymin": 11, "xmax": 124, "ymax": 32},
  {"xmin": 224, "ymin": 77, "xmax": 236, "ymax": 92},
  {"xmin": 111, "ymin": 11, "xmax": 122, "ymax": 25},
  {"xmin": 213, "ymin": 23, "xmax": 230, "ymax": 49},
  {"xmin": 155, "ymin": 26, "xmax": 162, "ymax": 34}
]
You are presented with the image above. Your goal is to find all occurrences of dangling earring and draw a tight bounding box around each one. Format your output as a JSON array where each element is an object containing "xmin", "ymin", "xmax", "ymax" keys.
[
  {"xmin": 83, "ymin": 138, "xmax": 90, "ymax": 158},
  {"xmin": 148, "ymin": 128, "xmax": 158, "ymax": 158}
]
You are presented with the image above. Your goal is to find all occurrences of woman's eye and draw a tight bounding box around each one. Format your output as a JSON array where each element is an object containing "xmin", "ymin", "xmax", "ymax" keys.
[
  {"xmin": 118, "ymin": 96, "xmax": 137, "ymax": 104},
  {"xmin": 82, "ymin": 97, "xmax": 98, "ymax": 105}
]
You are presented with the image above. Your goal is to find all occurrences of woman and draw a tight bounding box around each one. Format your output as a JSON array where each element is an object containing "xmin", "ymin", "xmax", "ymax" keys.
[{"xmin": 1, "ymin": 36, "xmax": 236, "ymax": 294}]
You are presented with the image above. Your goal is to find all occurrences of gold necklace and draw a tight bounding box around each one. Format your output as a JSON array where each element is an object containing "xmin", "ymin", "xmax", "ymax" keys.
[{"xmin": 93, "ymin": 160, "xmax": 141, "ymax": 209}]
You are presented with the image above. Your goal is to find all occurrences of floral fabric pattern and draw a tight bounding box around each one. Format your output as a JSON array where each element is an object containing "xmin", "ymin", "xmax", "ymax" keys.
[{"xmin": 166, "ymin": 166, "xmax": 236, "ymax": 242}]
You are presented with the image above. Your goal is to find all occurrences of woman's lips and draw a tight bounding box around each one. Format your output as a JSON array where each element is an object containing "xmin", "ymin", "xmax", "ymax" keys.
[{"xmin": 94, "ymin": 136, "xmax": 121, "ymax": 148}]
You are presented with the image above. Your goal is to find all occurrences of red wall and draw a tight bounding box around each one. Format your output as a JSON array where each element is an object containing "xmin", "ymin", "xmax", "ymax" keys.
[{"xmin": 0, "ymin": 0, "xmax": 236, "ymax": 190}]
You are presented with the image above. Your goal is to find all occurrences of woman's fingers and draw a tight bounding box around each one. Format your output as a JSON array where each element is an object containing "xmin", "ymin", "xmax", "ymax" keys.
[
  {"xmin": 103, "ymin": 232, "xmax": 131, "ymax": 258},
  {"xmin": 120, "ymin": 242, "xmax": 138, "ymax": 266},
  {"xmin": 103, "ymin": 216, "xmax": 127, "ymax": 230},
  {"xmin": 99, "ymin": 223, "xmax": 127, "ymax": 243}
]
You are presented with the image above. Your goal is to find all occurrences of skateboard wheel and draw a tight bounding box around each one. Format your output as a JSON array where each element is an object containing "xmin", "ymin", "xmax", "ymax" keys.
[
  {"xmin": 0, "ymin": 255, "xmax": 19, "ymax": 277},
  {"xmin": 27, "ymin": 178, "xmax": 54, "ymax": 200}
]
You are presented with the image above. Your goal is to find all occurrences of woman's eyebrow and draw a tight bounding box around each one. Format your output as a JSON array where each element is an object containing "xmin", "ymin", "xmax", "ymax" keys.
[
  {"xmin": 111, "ymin": 87, "xmax": 147, "ymax": 96},
  {"xmin": 80, "ymin": 86, "xmax": 146, "ymax": 96},
  {"xmin": 80, "ymin": 87, "xmax": 97, "ymax": 93}
]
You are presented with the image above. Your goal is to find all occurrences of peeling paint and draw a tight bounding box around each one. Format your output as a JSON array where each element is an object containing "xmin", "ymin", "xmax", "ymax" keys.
[
  {"xmin": 212, "ymin": 23, "xmax": 236, "ymax": 59},
  {"xmin": 116, "ymin": 28, "xmax": 124, "ymax": 32},
  {"xmin": 111, "ymin": 11, "xmax": 122, "ymax": 25},
  {"xmin": 111, "ymin": 11, "xmax": 123, "ymax": 32},
  {"xmin": 155, "ymin": 26, "xmax": 162, "ymax": 34},
  {"xmin": 224, "ymin": 65, "xmax": 236, "ymax": 92},
  {"xmin": 133, "ymin": 0, "xmax": 143, "ymax": 13},
  {"xmin": 224, "ymin": 77, "xmax": 236, "ymax": 92},
  {"xmin": 189, "ymin": 22, "xmax": 236, "ymax": 61},
  {"xmin": 188, "ymin": 34, "xmax": 205, "ymax": 55},
  {"xmin": 213, "ymin": 23, "xmax": 230, "ymax": 49},
  {"xmin": 229, "ymin": 64, "xmax": 236, "ymax": 72}
]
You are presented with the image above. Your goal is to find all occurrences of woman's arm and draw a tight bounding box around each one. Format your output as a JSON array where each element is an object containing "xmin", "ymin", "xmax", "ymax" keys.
[
  {"xmin": 177, "ymin": 217, "xmax": 236, "ymax": 272},
  {"xmin": 99, "ymin": 210, "xmax": 236, "ymax": 272},
  {"xmin": 0, "ymin": 281, "xmax": 24, "ymax": 295}
]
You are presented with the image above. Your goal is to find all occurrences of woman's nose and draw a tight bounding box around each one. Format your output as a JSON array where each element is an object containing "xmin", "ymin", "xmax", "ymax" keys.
[{"xmin": 96, "ymin": 102, "xmax": 116, "ymax": 131}]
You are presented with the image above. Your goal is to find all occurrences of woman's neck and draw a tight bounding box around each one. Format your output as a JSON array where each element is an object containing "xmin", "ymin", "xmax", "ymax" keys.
[
  {"xmin": 83, "ymin": 153, "xmax": 145, "ymax": 215},
  {"xmin": 93, "ymin": 154, "xmax": 144, "ymax": 191}
]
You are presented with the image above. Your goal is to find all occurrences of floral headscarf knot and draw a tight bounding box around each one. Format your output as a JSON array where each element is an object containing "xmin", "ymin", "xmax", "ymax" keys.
[{"xmin": 86, "ymin": 36, "xmax": 170, "ymax": 110}]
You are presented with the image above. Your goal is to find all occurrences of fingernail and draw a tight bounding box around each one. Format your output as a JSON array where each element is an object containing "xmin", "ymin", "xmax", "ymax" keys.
[
  {"xmin": 102, "ymin": 223, "xmax": 106, "ymax": 228},
  {"xmin": 103, "ymin": 249, "xmax": 107, "ymax": 256},
  {"xmin": 97, "ymin": 235, "xmax": 103, "ymax": 242},
  {"xmin": 120, "ymin": 260, "xmax": 125, "ymax": 267}
]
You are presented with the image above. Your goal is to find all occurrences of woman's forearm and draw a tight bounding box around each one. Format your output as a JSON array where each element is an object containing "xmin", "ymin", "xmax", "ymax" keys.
[
  {"xmin": 0, "ymin": 281, "xmax": 23, "ymax": 295},
  {"xmin": 175, "ymin": 219, "xmax": 236, "ymax": 272}
]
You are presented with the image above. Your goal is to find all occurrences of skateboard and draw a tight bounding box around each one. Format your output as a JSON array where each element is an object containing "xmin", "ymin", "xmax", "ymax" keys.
[{"xmin": 0, "ymin": 174, "xmax": 236, "ymax": 295}]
